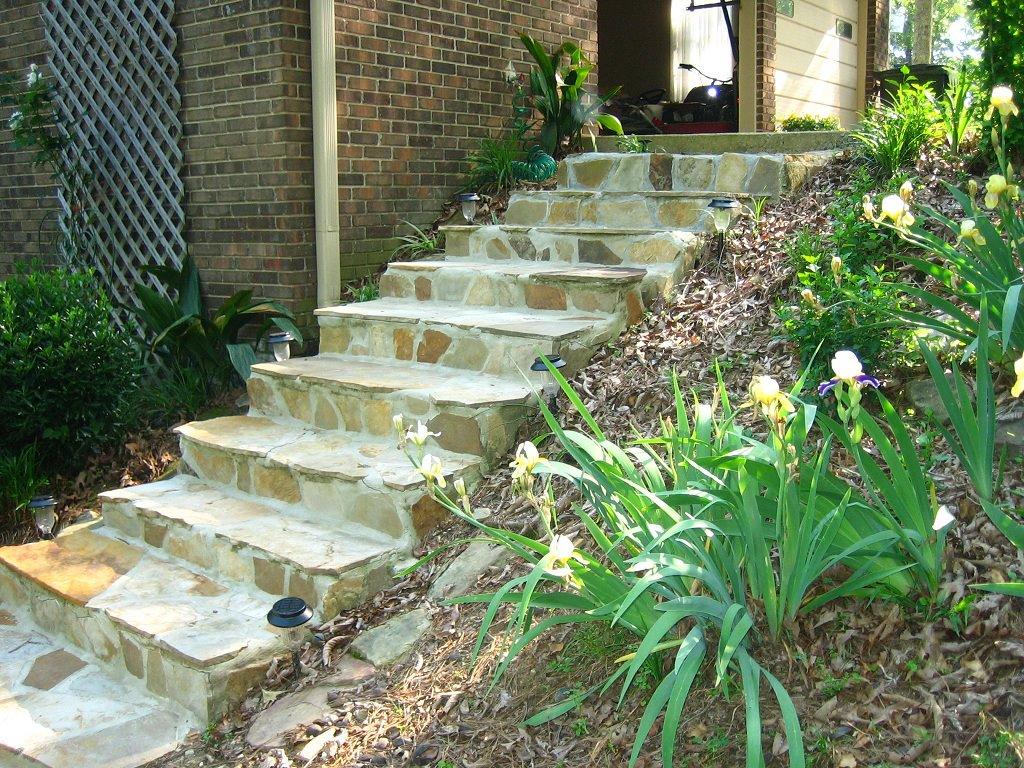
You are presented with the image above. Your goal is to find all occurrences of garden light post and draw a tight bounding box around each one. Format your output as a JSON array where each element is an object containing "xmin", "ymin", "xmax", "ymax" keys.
[
  {"xmin": 707, "ymin": 198, "xmax": 740, "ymax": 262},
  {"xmin": 267, "ymin": 330, "xmax": 295, "ymax": 362},
  {"xmin": 28, "ymin": 495, "xmax": 57, "ymax": 539},
  {"xmin": 457, "ymin": 192, "xmax": 480, "ymax": 225},
  {"xmin": 531, "ymin": 355, "xmax": 567, "ymax": 415},
  {"xmin": 267, "ymin": 596, "xmax": 314, "ymax": 678}
]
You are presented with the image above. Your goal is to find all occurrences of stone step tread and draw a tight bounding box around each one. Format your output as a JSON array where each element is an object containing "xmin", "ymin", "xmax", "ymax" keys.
[
  {"xmin": 0, "ymin": 528, "xmax": 284, "ymax": 669},
  {"xmin": 439, "ymin": 224, "xmax": 699, "ymax": 235},
  {"xmin": 100, "ymin": 476, "xmax": 398, "ymax": 575},
  {"xmin": 252, "ymin": 355, "xmax": 534, "ymax": 407},
  {"xmin": 509, "ymin": 189, "xmax": 752, "ymax": 198},
  {"xmin": 0, "ymin": 604, "xmax": 191, "ymax": 768},
  {"xmin": 387, "ymin": 260, "xmax": 647, "ymax": 284},
  {"xmin": 315, "ymin": 298, "xmax": 609, "ymax": 340},
  {"xmin": 176, "ymin": 415, "xmax": 479, "ymax": 491}
]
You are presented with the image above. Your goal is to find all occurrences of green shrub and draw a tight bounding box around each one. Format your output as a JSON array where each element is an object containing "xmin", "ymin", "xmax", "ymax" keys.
[
  {"xmin": 864, "ymin": 89, "xmax": 1022, "ymax": 363},
  {"xmin": 404, "ymin": 365, "xmax": 925, "ymax": 768},
  {"xmin": 616, "ymin": 135, "xmax": 653, "ymax": 153},
  {"xmin": 519, "ymin": 33, "xmax": 623, "ymax": 157},
  {"xmin": 938, "ymin": 60, "xmax": 981, "ymax": 155},
  {"xmin": 854, "ymin": 71, "xmax": 940, "ymax": 178},
  {"xmin": 972, "ymin": 0, "xmax": 1024, "ymax": 162},
  {"xmin": 0, "ymin": 445, "xmax": 46, "ymax": 534},
  {"xmin": 780, "ymin": 114, "xmax": 841, "ymax": 132},
  {"xmin": 129, "ymin": 254, "xmax": 302, "ymax": 388},
  {"xmin": 0, "ymin": 267, "xmax": 140, "ymax": 473},
  {"xmin": 466, "ymin": 136, "xmax": 523, "ymax": 192}
]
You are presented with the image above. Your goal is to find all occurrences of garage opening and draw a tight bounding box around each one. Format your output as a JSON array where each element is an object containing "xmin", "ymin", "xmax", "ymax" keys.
[{"xmin": 599, "ymin": 0, "xmax": 739, "ymax": 134}]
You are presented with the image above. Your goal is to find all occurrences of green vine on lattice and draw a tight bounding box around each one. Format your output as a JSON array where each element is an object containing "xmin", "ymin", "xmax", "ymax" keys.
[{"xmin": 0, "ymin": 63, "xmax": 95, "ymax": 269}]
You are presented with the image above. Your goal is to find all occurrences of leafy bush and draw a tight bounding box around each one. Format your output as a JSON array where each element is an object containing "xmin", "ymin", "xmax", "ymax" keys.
[
  {"xmin": 854, "ymin": 71, "xmax": 940, "ymax": 178},
  {"xmin": 780, "ymin": 114, "xmax": 841, "ymax": 132},
  {"xmin": 938, "ymin": 60, "xmax": 981, "ymax": 155},
  {"xmin": 0, "ymin": 446, "xmax": 46, "ymax": 535},
  {"xmin": 129, "ymin": 254, "xmax": 302, "ymax": 389},
  {"xmin": 466, "ymin": 137, "xmax": 523, "ymax": 193},
  {"xmin": 0, "ymin": 267, "xmax": 140, "ymax": 473},
  {"xmin": 403, "ymin": 364, "xmax": 926, "ymax": 768},
  {"xmin": 392, "ymin": 220, "xmax": 443, "ymax": 260},
  {"xmin": 972, "ymin": 0, "xmax": 1024, "ymax": 162},
  {"xmin": 616, "ymin": 135, "xmax": 652, "ymax": 153},
  {"xmin": 519, "ymin": 34, "xmax": 623, "ymax": 157},
  {"xmin": 777, "ymin": 167, "xmax": 913, "ymax": 382},
  {"xmin": 864, "ymin": 88, "xmax": 1022, "ymax": 362}
]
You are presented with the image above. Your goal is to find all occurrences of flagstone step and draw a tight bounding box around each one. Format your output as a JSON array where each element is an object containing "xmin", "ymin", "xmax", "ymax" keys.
[
  {"xmin": 504, "ymin": 190, "xmax": 746, "ymax": 229},
  {"xmin": 0, "ymin": 528, "xmax": 287, "ymax": 722},
  {"xmin": 100, "ymin": 476, "xmax": 398, "ymax": 616},
  {"xmin": 315, "ymin": 299, "xmax": 625, "ymax": 374},
  {"xmin": 439, "ymin": 226, "xmax": 698, "ymax": 297},
  {"xmin": 0, "ymin": 602, "xmax": 192, "ymax": 768},
  {"xmin": 378, "ymin": 260, "xmax": 647, "ymax": 317},
  {"xmin": 248, "ymin": 355, "xmax": 533, "ymax": 456},
  {"xmin": 557, "ymin": 151, "xmax": 788, "ymax": 196},
  {"xmin": 176, "ymin": 415, "xmax": 479, "ymax": 543}
]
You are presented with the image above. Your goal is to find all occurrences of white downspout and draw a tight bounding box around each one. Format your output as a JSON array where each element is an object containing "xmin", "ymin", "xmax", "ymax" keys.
[{"xmin": 311, "ymin": 0, "xmax": 341, "ymax": 308}]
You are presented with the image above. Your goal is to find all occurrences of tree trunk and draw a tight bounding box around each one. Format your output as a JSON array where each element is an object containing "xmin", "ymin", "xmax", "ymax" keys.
[{"xmin": 912, "ymin": 0, "xmax": 933, "ymax": 63}]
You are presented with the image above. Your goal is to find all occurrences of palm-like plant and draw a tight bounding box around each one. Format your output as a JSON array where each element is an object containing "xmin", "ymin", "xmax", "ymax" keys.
[
  {"xmin": 519, "ymin": 33, "xmax": 623, "ymax": 157},
  {"xmin": 129, "ymin": 254, "xmax": 302, "ymax": 386}
]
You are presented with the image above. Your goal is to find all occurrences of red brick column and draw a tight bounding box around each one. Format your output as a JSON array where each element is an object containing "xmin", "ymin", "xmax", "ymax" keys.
[
  {"xmin": 755, "ymin": 0, "xmax": 778, "ymax": 132},
  {"xmin": 865, "ymin": 0, "xmax": 890, "ymax": 97}
]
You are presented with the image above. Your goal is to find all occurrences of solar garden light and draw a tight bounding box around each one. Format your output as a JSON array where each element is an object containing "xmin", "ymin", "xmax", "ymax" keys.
[
  {"xmin": 707, "ymin": 198, "xmax": 740, "ymax": 261},
  {"xmin": 531, "ymin": 354, "xmax": 567, "ymax": 415},
  {"xmin": 28, "ymin": 495, "xmax": 57, "ymax": 539},
  {"xmin": 267, "ymin": 330, "xmax": 294, "ymax": 362},
  {"xmin": 457, "ymin": 192, "xmax": 480, "ymax": 224},
  {"xmin": 266, "ymin": 596, "xmax": 314, "ymax": 678}
]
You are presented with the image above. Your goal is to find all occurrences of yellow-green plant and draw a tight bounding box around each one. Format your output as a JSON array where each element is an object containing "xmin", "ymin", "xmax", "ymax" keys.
[
  {"xmin": 519, "ymin": 33, "xmax": 623, "ymax": 157},
  {"xmin": 864, "ymin": 86, "xmax": 1022, "ymax": 362},
  {"xmin": 401, "ymin": 364, "xmax": 912, "ymax": 768}
]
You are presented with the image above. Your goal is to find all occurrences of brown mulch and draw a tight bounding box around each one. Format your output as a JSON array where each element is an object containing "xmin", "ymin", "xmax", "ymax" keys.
[{"xmin": 151, "ymin": 153, "xmax": 1024, "ymax": 768}]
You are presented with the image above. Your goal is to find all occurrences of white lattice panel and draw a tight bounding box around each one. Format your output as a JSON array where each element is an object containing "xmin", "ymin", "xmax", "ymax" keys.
[{"xmin": 41, "ymin": 0, "xmax": 185, "ymax": 318}]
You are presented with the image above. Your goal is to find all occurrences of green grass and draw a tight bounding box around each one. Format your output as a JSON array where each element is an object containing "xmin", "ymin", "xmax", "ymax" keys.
[{"xmin": 973, "ymin": 727, "xmax": 1024, "ymax": 768}]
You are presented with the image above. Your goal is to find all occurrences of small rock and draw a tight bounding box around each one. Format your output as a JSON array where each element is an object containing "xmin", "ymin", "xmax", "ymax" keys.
[
  {"xmin": 906, "ymin": 375, "xmax": 960, "ymax": 422},
  {"xmin": 246, "ymin": 657, "xmax": 376, "ymax": 748},
  {"xmin": 349, "ymin": 608, "xmax": 431, "ymax": 667},
  {"xmin": 428, "ymin": 542, "xmax": 509, "ymax": 601}
]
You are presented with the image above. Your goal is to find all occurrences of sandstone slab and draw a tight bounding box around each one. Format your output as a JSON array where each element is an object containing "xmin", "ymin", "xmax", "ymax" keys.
[
  {"xmin": 349, "ymin": 608, "xmax": 431, "ymax": 667},
  {"xmin": 428, "ymin": 542, "xmax": 510, "ymax": 600}
]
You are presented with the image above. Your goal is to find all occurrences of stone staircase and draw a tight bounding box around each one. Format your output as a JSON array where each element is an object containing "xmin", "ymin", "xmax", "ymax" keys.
[{"xmin": 0, "ymin": 150, "xmax": 820, "ymax": 767}]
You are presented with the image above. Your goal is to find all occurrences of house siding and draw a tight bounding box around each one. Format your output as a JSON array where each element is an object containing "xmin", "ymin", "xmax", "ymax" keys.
[{"xmin": 775, "ymin": 0, "xmax": 862, "ymax": 126}]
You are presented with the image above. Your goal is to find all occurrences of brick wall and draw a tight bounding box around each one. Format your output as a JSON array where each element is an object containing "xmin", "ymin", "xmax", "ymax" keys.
[
  {"xmin": 333, "ymin": 0, "xmax": 599, "ymax": 281},
  {"xmin": 754, "ymin": 0, "xmax": 778, "ymax": 132},
  {"xmin": 865, "ymin": 0, "xmax": 890, "ymax": 94},
  {"xmin": 175, "ymin": 0, "xmax": 318, "ymax": 327},
  {"xmin": 0, "ymin": 0, "xmax": 59, "ymax": 275}
]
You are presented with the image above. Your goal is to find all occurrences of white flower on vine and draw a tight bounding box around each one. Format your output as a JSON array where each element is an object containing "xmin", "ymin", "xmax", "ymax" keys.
[{"xmin": 26, "ymin": 64, "xmax": 41, "ymax": 87}]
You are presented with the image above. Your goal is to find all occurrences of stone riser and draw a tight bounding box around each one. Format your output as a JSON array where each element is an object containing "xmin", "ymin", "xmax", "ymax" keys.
[
  {"xmin": 100, "ymin": 498, "xmax": 393, "ymax": 619},
  {"xmin": 442, "ymin": 228, "xmax": 695, "ymax": 298},
  {"xmin": 0, "ymin": 564, "xmax": 268, "ymax": 723},
  {"xmin": 177, "ymin": 436, "xmax": 475, "ymax": 547},
  {"xmin": 379, "ymin": 264, "xmax": 645, "ymax": 317},
  {"xmin": 247, "ymin": 371, "xmax": 526, "ymax": 459},
  {"xmin": 317, "ymin": 314, "xmax": 618, "ymax": 376},
  {"xmin": 557, "ymin": 151, "xmax": 787, "ymax": 196},
  {"xmin": 504, "ymin": 193, "xmax": 713, "ymax": 230}
]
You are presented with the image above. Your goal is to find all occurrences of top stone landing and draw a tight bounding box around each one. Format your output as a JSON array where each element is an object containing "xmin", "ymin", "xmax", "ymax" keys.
[{"xmin": 557, "ymin": 151, "xmax": 832, "ymax": 197}]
